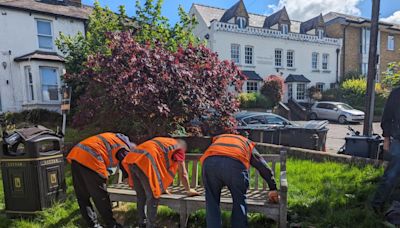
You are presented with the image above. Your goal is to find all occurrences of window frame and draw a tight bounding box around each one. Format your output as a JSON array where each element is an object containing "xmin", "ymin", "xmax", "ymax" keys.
[
  {"xmin": 316, "ymin": 83, "xmax": 325, "ymax": 93},
  {"xmin": 388, "ymin": 35, "xmax": 395, "ymax": 51},
  {"xmin": 237, "ymin": 17, "xmax": 246, "ymax": 29},
  {"xmin": 275, "ymin": 49, "xmax": 283, "ymax": 67},
  {"xmin": 231, "ymin": 43, "xmax": 240, "ymax": 64},
  {"xmin": 36, "ymin": 19, "xmax": 53, "ymax": 50},
  {"xmin": 322, "ymin": 53, "xmax": 329, "ymax": 70},
  {"xmin": 39, "ymin": 66, "xmax": 60, "ymax": 102},
  {"xmin": 24, "ymin": 66, "xmax": 35, "ymax": 102},
  {"xmin": 244, "ymin": 45, "xmax": 254, "ymax": 65},
  {"xmin": 246, "ymin": 81, "xmax": 258, "ymax": 93},
  {"xmin": 312, "ymin": 52, "xmax": 319, "ymax": 70},
  {"xmin": 281, "ymin": 24, "xmax": 289, "ymax": 35},
  {"xmin": 287, "ymin": 83, "xmax": 293, "ymax": 99},
  {"xmin": 317, "ymin": 29, "xmax": 324, "ymax": 39},
  {"xmin": 296, "ymin": 83, "xmax": 306, "ymax": 100},
  {"xmin": 286, "ymin": 50, "xmax": 294, "ymax": 68}
]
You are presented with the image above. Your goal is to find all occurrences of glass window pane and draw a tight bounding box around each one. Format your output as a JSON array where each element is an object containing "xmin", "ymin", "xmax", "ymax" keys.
[
  {"xmin": 39, "ymin": 36, "xmax": 53, "ymax": 49},
  {"xmin": 37, "ymin": 20, "xmax": 52, "ymax": 35},
  {"xmin": 40, "ymin": 67, "xmax": 59, "ymax": 101}
]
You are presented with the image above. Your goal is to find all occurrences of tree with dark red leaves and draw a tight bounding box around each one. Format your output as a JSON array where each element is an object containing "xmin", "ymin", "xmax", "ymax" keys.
[{"xmin": 70, "ymin": 32, "xmax": 244, "ymax": 140}]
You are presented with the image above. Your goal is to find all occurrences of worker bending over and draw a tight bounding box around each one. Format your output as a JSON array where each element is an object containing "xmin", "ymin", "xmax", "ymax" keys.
[
  {"xmin": 122, "ymin": 137, "xmax": 199, "ymax": 228},
  {"xmin": 67, "ymin": 132, "xmax": 135, "ymax": 228},
  {"xmin": 200, "ymin": 133, "xmax": 279, "ymax": 228}
]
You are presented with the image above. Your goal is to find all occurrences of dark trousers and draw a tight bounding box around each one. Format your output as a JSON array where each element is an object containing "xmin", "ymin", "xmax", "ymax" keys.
[
  {"xmin": 202, "ymin": 156, "xmax": 249, "ymax": 228},
  {"xmin": 372, "ymin": 139, "xmax": 400, "ymax": 208},
  {"xmin": 71, "ymin": 161, "xmax": 118, "ymax": 228},
  {"xmin": 129, "ymin": 165, "xmax": 159, "ymax": 228}
]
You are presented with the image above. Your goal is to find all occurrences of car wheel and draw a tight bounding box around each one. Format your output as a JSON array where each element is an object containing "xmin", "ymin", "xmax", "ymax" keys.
[
  {"xmin": 309, "ymin": 113, "xmax": 318, "ymax": 120},
  {"xmin": 338, "ymin": 115, "xmax": 347, "ymax": 124}
]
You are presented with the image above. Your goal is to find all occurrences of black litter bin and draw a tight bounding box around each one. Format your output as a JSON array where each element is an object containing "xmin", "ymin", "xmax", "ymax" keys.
[
  {"xmin": 278, "ymin": 120, "xmax": 329, "ymax": 151},
  {"xmin": 344, "ymin": 135, "xmax": 383, "ymax": 159},
  {"xmin": 0, "ymin": 126, "xmax": 66, "ymax": 217}
]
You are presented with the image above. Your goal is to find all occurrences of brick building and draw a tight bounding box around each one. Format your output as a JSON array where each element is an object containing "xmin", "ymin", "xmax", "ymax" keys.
[{"xmin": 325, "ymin": 12, "xmax": 400, "ymax": 81}]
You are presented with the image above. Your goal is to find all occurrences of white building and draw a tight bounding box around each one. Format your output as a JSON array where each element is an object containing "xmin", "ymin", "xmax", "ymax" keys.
[
  {"xmin": 190, "ymin": 1, "xmax": 343, "ymax": 103},
  {"xmin": 0, "ymin": 0, "xmax": 91, "ymax": 112}
]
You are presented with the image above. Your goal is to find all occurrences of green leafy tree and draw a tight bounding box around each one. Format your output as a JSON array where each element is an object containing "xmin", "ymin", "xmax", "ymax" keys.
[
  {"xmin": 56, "ymin": 1, "xmax": 127, "ymax": 107},
  {"xmin": 382, "ymin": 62, "xmax": 400, "ymax": 88}
]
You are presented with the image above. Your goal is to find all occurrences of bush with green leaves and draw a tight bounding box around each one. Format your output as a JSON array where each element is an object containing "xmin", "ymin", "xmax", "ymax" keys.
[
  {"xmin": 238, "ymin": 93, "xmax": 272, "ymax": 109},
  {"xmin": 382, "ymin": 62, "xmax": 400, "ymax": 88},
  {"xmin": 322, "ymin": 78, "xmax": 389, "ymax": 116}
]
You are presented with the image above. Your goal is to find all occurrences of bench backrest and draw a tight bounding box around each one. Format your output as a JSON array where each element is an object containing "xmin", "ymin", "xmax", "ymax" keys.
[{"xmin": 174, "ymin": 151, "xmax": 286, "ymax": 191}]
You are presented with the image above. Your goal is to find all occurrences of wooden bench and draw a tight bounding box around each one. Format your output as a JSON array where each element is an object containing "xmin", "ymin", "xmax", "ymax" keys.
[{"xmin": 108, "ymin": 150, "xmax": 288, "ymax": 228}]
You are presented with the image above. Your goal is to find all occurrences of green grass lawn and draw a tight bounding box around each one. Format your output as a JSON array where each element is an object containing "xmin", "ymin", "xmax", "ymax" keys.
[{"xmin": 0, "ymin": 158, "xmax": 385, "ymax": 228}]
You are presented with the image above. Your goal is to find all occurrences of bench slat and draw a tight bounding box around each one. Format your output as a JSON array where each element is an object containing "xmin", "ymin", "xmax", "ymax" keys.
[
  {"xmin": 191, "ymin": 160, "xmax": 198, "ymax": 188},
  {"xmin": 254, "ymin": 169, "xmax": 259, "ymax": 190}
]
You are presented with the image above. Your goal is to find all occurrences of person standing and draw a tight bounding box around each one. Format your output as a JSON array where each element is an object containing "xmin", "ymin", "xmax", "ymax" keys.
[
  {"xmin": 122, "ymin": 137, "xmax": 199, "ymax": 228},
  {"xmin": 200, "ymin": 134, "xmax": 279, "ymax": 228},
  {"xmin": 67, "ymin": 132, "xmax": 135, "ymax": 228},
  {"xmin": 372, "ymin": 87, "xmax": 400, "ymax": 212}
]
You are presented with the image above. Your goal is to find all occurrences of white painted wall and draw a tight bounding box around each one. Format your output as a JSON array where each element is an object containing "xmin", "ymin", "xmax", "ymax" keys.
[
  {"xmin": 0, "ymin": 7, "xmax": 85, "ymax": 112},
  {"xmin": 191, "ymin": 6, "xmax": 342, "ymax": 103}
]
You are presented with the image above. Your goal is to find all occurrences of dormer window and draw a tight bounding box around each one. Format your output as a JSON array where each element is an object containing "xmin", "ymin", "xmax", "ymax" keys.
[
  {"xmin": 281, "ymin": 24, "xmax": 289, "ymax": 34},
  {"xmin": 237, "ymin": 17, "xmax": 246, "ymax": 29},
  {"xmin": 317, "ymin": 29, "xmax": 324, "ymax": 39}
]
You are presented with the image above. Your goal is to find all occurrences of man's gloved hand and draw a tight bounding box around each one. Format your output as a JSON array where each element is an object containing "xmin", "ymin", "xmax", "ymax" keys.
[
  {"xmin": 186, "ymin": 188, "xmax": 200, "ymax": 197},
  {"xmin": 268, "ymin": 191, "xmax": 279, "ymax": 204}
]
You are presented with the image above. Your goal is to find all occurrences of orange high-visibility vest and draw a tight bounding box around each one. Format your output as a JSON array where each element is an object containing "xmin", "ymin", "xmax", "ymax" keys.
[
  {"xmin": 122, "ymin": 137, "xmax": 180, "ymax": 198},
  {"xmin": 200, "ymin": 134, "xmax": 255, "ymax": 169},
  {"xmin": 67, "ymin": 132, "xmax": 130, "ymax": 178}
]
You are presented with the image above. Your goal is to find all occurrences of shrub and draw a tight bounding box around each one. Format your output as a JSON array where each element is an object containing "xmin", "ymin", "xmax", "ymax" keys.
[
  {"xmin": 260, "ymin": 75, "xmax": 284, "ymax": 107},
  {"xmin": 342, "ymin": 70, "xmax": 363, "ymax": 82},
  {"xmin": 238, "ymin": 93, "xmax": 272, "ymax": 109},
  {"xmin": 70, "ymin": 32, "xmax": 244, "ymax": 140},
  {"xmin": 382, "ymin": 62, "xmax": 400, "ymax": 88},
  {"xmin": 4, "ymin": 109, "xmax": 62, "ymax": 129}
]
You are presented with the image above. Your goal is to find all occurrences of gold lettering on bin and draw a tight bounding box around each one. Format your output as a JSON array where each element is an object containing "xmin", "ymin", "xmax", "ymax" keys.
[
  {"xmin": 50, "ymin": 173, "xmax": 57, "ymax": 184},
  {"xmin": 40, "ymin": 158, "xmax": 62, "ymax": 166},
  {"xmin": 14, "ymin": 177, "xmax": 21, "ymax": 189},
  {"xmin": 5, "ymin": 162, "xmax": 24, "ymax": 167}
]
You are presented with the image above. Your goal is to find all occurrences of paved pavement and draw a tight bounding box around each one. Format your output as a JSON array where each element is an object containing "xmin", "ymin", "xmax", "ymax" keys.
[{"xmin": 322, "ymin": 121, "xmax": 381, "ymax": 153}]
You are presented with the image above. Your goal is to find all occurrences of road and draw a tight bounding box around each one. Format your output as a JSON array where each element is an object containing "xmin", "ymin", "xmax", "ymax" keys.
[
  {"xmin": 323, "ymin": 122, "xmax": 381, "ymax": 153},
  {"xmin": 296, "ymin": 121, "xmax": 382, "ymax": 153}
]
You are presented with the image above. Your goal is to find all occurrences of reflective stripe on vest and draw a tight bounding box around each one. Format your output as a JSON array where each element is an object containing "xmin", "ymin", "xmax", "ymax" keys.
[
  {"xmin": 151, "ymin": 139, "xmax": 176, "ymax": 178},
  {"xmin": 76, "ymin": 143, "xmax": 104, "ymax": 162},
  {"xmin": 96, "ymin": 135, "xmax": 113, "ymax": 168},
  {"xmin": 133, "ymin": 149, "xmax": 165, "ymax": 192},
  {"xmin": 209, "ymin": 142, "xmax": 252, "ymax": 157},
  {"xmin": 215, "ymin": 135, "xmax": 252, "ymax": 150}
]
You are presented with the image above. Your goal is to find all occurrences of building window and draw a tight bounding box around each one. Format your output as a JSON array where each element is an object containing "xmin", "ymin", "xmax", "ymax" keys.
[
  {"xmin": 24, "ymin": 66, "xmax": 34, "ymax": 101},
  {"xmin": 287, "ymin": 84, "xmax": 293, "ymax": 99},
  {"xmin": 246, "ymin": 81, "xmax": 258, "ymax": 93},
  {"xmin": 245, "ymin": 46, "xmax": 254, "ymax": 65},
  {"xmin": 316, "ymin": 83, "xmax": 325, "ymax": 93},
  {"xmin": 312, "ymin": 52, "xmax": 319, "ymax": 70},
  {"xmin": 362, "ymin": 63, "xmax": 368, "ymax": 76},
  {"xmin": 237, "ymin": 17, "xmax": 246, "ymax": 29},
  {"xmin": 317, "ymin": 29, "xmax": 324, "ymax": 39},
  {"xmin": 322, "ymin": 54, "xmax": 329, "ymax": 70},
  {"xmin": 296, "ymin": 83, "xmax": 306, "ymax": 100},
  {"xmin": 275, "ymin": 49, "xmax": 282, "ymax": 67},
  {"xmin": 362, "ymin": 27, "xmax": 371, "ymax": 54},
  {"xmin": 287, "ymin": 50, "xmax": 294, "ymax": 68},
  {"xmin": 388, "ymin": 35, "xmax": 395, "ymax": 51},
  {"xmin": 281, "ymin": 24, "xmax": 289, "ymax": 34},
  {"xmin": 40, "ymin": 67, "xmax": 59, "ymax": 101},
  {"xmin": 37, "ymin": 20, "xmax": 53, "ymax": 50},
  {"xmin": 231, "ymin": 44, "xmax": 240, "ymax": 64}
]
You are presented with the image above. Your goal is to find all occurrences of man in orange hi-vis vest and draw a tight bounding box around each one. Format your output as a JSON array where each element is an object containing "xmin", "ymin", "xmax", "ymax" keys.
[
  {"xmin": 200, "ymin": 133, "xmax": 279, "ymax": 228},
  {"xmin": 67, "ymin": 133, "xmax": 135, "ymax": 228},
  {"xmin": 122, "ymin": 137, "xmax": 199, "ymax": 228}
]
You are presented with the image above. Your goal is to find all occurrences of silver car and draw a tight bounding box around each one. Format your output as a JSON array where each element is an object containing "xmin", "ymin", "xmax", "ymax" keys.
[{"xmin": 309, "ymin": 102, "xmax": 365, "ymax": 124}]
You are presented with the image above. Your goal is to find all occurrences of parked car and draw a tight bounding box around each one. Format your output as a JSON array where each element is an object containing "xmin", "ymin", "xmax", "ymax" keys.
[
  {"xmin": 309, "ymin": 102, "xmax": 365, "ymax": 124},
  {"xmin": 235, "ymin": 111, "xmax": 295, "ymax": 129}
]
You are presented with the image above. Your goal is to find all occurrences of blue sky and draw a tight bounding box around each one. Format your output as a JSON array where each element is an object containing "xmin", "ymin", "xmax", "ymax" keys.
[{"xmin": 81, "ymin": 0, "xmax": 400, "ymax": 24}]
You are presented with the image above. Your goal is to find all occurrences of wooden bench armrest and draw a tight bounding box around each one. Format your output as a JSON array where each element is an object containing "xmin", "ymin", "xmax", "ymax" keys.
[{"xmin": 280, "ymin": 171, "xmax": 288, "ymax": 193}]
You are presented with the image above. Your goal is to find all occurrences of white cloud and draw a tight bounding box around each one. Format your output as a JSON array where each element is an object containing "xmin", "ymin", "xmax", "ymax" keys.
[
  {"xmin": 268, "ymin": 0, "xmax": 363, "ymax": 21},
  {"xmin": 382, "ymin": 11, "xmax": 400, "ymax": 24}
]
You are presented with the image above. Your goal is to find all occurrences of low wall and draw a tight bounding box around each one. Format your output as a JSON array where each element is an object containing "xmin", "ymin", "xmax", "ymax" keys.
[{"xmin": 179, "ymin": 136, "xmax": 386, "ymax": 168}]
